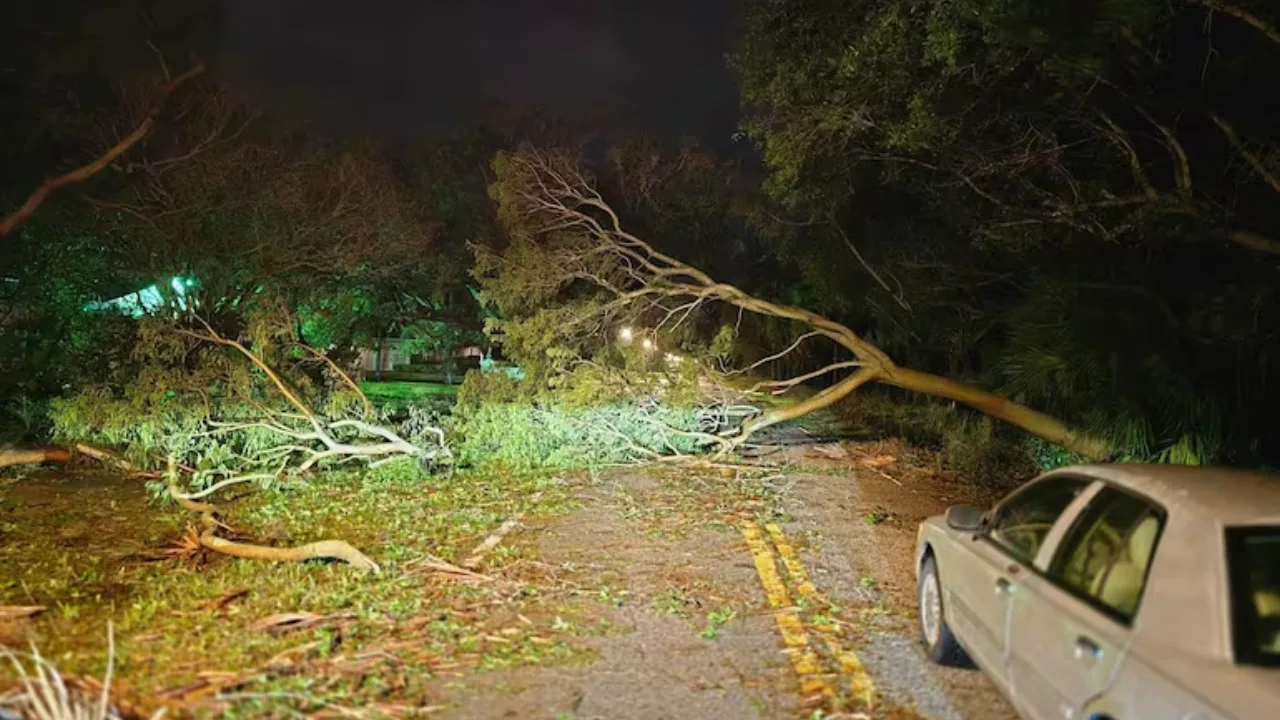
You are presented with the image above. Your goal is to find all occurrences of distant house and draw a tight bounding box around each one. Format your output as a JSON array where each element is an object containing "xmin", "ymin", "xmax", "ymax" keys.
[
  {"xmin": 356, "ymin": 338, "xmax": 416, "ymax": 375},
  {"xmin": 357, "ymin": 339, "xmax": 486, "ymax": 383}
]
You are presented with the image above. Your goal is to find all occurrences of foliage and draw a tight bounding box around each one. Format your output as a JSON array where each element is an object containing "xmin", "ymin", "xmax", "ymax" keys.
[
  {"xmin": 0, "ymin": 463, "xmax": 581, "ymax": 717},
  {"xmin": 451, "ymin": 358, "xmax": 722, "ymax": 470},
  {"xmin": 47, "ymin": 313, "xmax": 445, "ymax": 491},
  {"xmin": 734, "ymin": 0, "xmax": 1280, "ymax": 465},
  {"xmin": 997, "ymin": 283, "xmax": 1227, "ymax": 464},
  {"xmin": 453, "ymin": 401, "xmax": 713, "ymax": 471},
  {"xmin": 468, "ymin": 150, "xmax": 756, "ymax": 467}
]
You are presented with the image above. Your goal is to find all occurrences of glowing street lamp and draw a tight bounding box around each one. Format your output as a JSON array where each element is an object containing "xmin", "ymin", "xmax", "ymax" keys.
[
  {"xmin": 641, "ymin": 338, "xmax": 655, "ymax": 352},
  {"xmin": 618, "ymin": 326, "xmax": 634, "ymax": 343}
]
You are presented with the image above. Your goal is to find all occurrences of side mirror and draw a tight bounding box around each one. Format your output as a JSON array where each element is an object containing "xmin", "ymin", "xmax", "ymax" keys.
[{"xmin": 945, "ymin": 505, "xmax": 986, "ymax": 532}]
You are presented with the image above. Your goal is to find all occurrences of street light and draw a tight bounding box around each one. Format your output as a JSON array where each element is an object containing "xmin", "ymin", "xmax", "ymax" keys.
[{"xmin": 618, "ymin": 326, "xmax": 634, "ymax": 343}]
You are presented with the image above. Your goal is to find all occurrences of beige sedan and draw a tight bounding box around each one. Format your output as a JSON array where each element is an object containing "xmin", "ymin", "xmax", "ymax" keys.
[{"xmin": 915, "ymin": 465, "xmax": 1280, "ymax": 720}]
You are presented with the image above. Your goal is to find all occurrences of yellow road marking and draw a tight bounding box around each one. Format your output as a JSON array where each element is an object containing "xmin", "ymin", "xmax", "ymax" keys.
[
  {"xmin": 740, "ymin": 523, "xmax": 834, "ymax": 700},
  {"xmin": 764, "ymin": 522, "xmax": 877, "ymax": 709}
]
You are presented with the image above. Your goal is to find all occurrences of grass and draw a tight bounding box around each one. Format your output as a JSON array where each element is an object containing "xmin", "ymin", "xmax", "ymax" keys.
[
  {"xmin": 359, "ymin": 380, "xmax": 458, "ymax": 401},
  {"xmin": 0, "ymin": 462, "xmax": 597, "ymax": 716},
  {"xmin": 699, "ymin": 607, "xmax": 737, "ymax": 639}
]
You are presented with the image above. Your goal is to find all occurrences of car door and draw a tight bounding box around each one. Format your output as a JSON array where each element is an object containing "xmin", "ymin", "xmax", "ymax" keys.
[
  {"xmin": 1008, "ymin": 486, "xmax": 1165, "ymax": 720},
  {"xmin": 944, "ymin": 475, "xmax": 1093, "ymax": 689}
]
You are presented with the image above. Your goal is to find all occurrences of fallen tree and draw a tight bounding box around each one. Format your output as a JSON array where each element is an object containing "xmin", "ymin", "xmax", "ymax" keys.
[
  {"xmin": 37, "ymin": 314, "xmax": 449, "ymax": 571},
  {"xmin": 479, "ymin": 147, "xmax": 1112, "ymax": 460},
  {"xmin": 0, "ymin": 443, "xmax": 383, "ymax": 573}
]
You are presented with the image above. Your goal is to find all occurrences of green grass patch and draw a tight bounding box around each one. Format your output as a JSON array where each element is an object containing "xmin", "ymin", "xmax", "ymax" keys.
[
  {"xmin": 360, "ymin": 380, "xmax": 458, "ymax": 401},
  {"xmin": 0, "ymin": 464, "xmax": 592, "ymax": 715}
]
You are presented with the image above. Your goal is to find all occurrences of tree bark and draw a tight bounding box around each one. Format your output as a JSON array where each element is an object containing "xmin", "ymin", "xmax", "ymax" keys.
[
  {"xmin": 1229, "ymin": 228, "xmax": 1280, "ymax": 256},
  {"xmin": 169, "ymin": 476, "xmax": 379, "ymax": 573},
  {"xmin": 878, "ymin": 367, "xmax": 1111, "ymax": 459}
]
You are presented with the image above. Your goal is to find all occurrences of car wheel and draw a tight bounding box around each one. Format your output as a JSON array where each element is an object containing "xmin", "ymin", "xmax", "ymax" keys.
[{"xmin": 919, "ymin": 554, "xmax": 969, "ymax": 666}]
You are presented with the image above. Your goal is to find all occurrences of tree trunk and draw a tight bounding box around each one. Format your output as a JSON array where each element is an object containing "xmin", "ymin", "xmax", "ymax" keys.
[{"xmin": 878, "ymin": 367, "xmax": 1110, "ymax": 459}]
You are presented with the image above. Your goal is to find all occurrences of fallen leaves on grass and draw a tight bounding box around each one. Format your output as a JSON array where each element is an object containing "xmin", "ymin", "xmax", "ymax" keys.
[
  {"xmin": 404, "ymin": 555, "xmax": 495, "ymax": 582},
  {"xmin": 156, "ymin": 671, "xmax": 245, "ymax": 702},
  {"xmin": 808, "ymin": 443, "xmax": 849, "ymax": 460},
  {"xmin": 149, "ymin": 526, "xmax": 206, "ymax": 563}
]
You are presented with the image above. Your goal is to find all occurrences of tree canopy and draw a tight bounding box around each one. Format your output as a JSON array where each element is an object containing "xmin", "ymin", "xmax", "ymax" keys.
[
  {"xmin": 3, "ymin": 0, "xmax": 1279, "ymax": 468},
  {"xmin": 734, "ymin": 0, "xmax": 1280, "ymax": 464}
]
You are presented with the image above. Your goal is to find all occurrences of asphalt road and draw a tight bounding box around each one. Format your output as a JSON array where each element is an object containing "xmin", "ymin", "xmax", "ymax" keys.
[{"xmin": 432, "ymin": 446, "xmax": 1019, "ymax": 719}]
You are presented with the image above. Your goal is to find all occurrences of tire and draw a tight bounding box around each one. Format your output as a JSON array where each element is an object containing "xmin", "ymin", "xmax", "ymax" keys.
[{"xmin": 918, "ymin": 553, "xmax": 970, "ymax": 666}]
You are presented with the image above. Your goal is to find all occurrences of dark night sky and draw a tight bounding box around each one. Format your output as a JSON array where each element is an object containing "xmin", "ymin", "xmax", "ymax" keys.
[{"xmin": 214, "ymin": 0, "xmax": 742, "ymax": 143}]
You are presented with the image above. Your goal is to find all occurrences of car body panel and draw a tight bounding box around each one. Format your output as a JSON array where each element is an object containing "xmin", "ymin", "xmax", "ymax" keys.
[
  {"xmin": 944, "ymin": 532, "xmax": 1019, "ymax": 683},
  {"xmin": 1096, "ymin": 651, "xmax": 1280, "ymax": 720},
  {"xmin": 1009, "ymin": 569, "xmax": 1131, "ymax": 720},
  {"xmin": 918, "ymin": 517, "xmax": 1014, "ymax": 694}
]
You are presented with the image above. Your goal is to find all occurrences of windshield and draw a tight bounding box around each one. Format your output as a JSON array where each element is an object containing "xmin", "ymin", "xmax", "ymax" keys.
[{"xmin": 1227, "ymin": 527, "xmax": 1280, "ymax": 667}]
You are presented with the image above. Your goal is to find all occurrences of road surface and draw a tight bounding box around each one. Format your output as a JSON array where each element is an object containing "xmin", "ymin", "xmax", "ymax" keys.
[{"xmin": 431, "ymin": 440, "xmax": 1021, "ymax": 719}]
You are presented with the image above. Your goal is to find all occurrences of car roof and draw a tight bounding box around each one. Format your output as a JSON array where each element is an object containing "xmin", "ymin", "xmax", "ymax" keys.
[{"xmin": 1046, "ymin": 464, "xmax": 1280, "ymax": 526}]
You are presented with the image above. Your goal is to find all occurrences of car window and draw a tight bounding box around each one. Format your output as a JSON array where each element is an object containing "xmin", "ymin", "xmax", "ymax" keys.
[
  {"xmin": 1226, "ymin": 527, "xmax": 1280, "ymax": 667},
  {"xmin": 1049, "ymin": 488, "xmax": 1163, "ymax": 621},
  {"xmin": 988, "ymin": 476, "xmax": 1090, "ymax": 563}
]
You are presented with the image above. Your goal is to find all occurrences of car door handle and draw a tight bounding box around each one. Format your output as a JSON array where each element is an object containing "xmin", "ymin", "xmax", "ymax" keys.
[
  {"xmin": 1074, "ymin": 635, "xmax": 1103, "ymax": 662},
  {"xmin": 995, "ymin": 577, "xmax": 1014, "ymax": 595}
]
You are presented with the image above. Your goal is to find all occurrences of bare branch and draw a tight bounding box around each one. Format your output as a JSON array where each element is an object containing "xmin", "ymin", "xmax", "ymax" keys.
[
  {"xmin": 1210, "ymin": 113, "xmax": 1280, "ymax": 195},
  {"xmin": 832, "ymin": 221, "xmax": 911, "ymax": 311},
  {"xmin": 170, "ymin": 474, "xmax": 275, "ymax": 501},
  {"xmin": 1229, "ymin": 228, "xmax": 1280, "ymax": 255},
  {"xmin": 747, "ymin": 360, "xmax": 863, "ymax": 395},
  {"xmin": 730, "ymin": 331, "xmax": 823, "ymax": 375},
  {"xmin": 1188, "ymin": 0, "xmax": 1280, "ymax": 45},
  {"xmin": 1096, "ymin": 111, "xmax": 1159, "ymax": 200},
  {"xmin": 1132, "ymin": 105, "xmax": 1193, "ymax": 197},
  {"xmin": 303, "ymin": 346, "xmax": 373, "ymax": 418},
  {"xmin": 0, "ymin": 61, "xmax": 206, "ymax": 238}
]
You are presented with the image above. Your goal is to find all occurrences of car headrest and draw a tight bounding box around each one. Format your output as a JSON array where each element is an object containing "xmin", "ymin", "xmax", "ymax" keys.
[
  {"xmin": 1129, "ymin": 516, "xmax": 1159, "ymax": 568},
  {"xmin": 1256, "ymin": 590, "xmax": 1280, "ymax": 617}
]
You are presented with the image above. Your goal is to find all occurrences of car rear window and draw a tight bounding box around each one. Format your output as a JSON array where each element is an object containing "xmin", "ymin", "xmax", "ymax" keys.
[{"xmin": 1226, "ymin": 526, "xmax": 1280, "ymax": 667}]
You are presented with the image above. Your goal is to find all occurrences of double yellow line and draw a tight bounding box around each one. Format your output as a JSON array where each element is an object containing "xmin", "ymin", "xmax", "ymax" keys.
[{"xmin": 741, "ymin": 522, "xmax": 876, "ymax": 710}]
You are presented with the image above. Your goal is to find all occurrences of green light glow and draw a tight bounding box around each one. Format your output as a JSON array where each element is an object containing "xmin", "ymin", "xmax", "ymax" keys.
[{"xmin": 84, "ymin": 275, "xmax": 198, "ymax": 318}]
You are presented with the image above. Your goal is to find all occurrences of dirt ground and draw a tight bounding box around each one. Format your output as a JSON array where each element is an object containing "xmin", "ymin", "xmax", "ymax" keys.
[{"xmin": 1, "ymin": 438, "xmax": 1022, "ymax": 719}]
